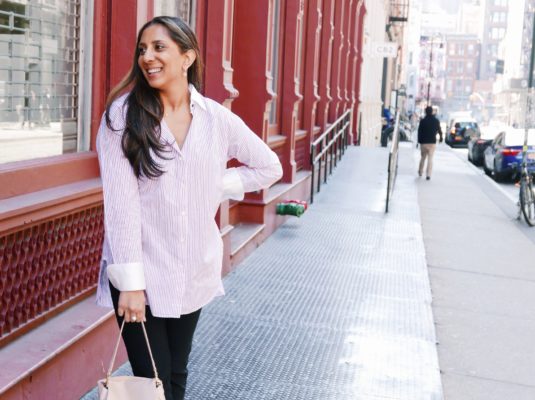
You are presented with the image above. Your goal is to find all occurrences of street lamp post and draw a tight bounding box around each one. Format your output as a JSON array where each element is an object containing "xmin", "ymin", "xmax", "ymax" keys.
[
  {"xmin": 426, "ymin": 37, "xmax": 442, "ymax": 107},
  {"xmin": 527, "ymin": 12, "xmax": 535, "ymax": 121},
  {"xmin": 522, "ymin": 12, "xmax": 535, "ymax": 150},
  {"xmin": 426, "ymin": 39, "xmax": 434, "ymax": 106},
  {"xmin": 517, "ymin": 11, "xmax": 535, "ymax": 225}
]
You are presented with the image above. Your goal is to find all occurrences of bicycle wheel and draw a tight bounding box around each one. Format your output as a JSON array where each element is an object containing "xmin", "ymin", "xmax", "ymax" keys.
[{"xmin": 520, "ymin": 179, "xmax": 535, "ymax": 226}]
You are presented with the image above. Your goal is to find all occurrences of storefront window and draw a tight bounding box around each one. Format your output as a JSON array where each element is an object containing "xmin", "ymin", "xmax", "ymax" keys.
[
  {"xmin": 268, "ymin": 0, "xmax": 281, "ymax": 126},
  {"xmin": 154, "ymin": 0, "xmax": 196, "ymax": 30},
  {"xmin": 0, "ymin": 0, "xmax": 92, "ymax": 165}
]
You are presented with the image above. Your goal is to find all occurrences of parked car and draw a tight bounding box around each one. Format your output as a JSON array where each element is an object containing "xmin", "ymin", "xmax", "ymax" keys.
[
  {"xmin": 468, "ymin": 125, "xmax": 502, "ymax": 166},
  {"xmin": 483, "ymin": 128, "xmax": 535, "ymax": 181},
  {"xmin": 445, "ymin": 118, "xmax": 480, "ymax": 147}
]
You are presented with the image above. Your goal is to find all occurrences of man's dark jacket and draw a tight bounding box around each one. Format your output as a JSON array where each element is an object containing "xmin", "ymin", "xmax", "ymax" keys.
[{"xmin": 418, "ymin": 115, "xmax": 443, "ymax": 144}]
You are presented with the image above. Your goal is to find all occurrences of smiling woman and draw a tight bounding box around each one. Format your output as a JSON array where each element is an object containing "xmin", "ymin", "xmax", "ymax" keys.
[
  {"xmin": 137, "ymin": 24, "xmax": 199, "ymax": 149},
  {"xmin": 105, "ymin": 17, "xmax": 202, "ymax": 179},
  {"xmin": 96, "ymin": 15, "xmax": 282, "ymax": 400}
]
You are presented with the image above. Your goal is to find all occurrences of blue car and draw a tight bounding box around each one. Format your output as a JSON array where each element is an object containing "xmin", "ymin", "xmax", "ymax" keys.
[{"xmin": 483, "ymin": 128, "xmax": 535, "ymax": 182}]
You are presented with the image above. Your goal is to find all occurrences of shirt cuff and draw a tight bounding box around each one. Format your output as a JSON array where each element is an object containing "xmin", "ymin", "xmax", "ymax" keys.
[
  {"xmin": 221, "ymin": 168, "xmax": 245, "ymax": 201},
  {"xmin": 107, "ymin": 262, "xmax": 146, "ymax": 291}
]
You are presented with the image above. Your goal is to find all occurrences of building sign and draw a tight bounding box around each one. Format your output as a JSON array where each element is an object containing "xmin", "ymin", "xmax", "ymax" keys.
[
  {"xmin": 496, "ymin": 59, "xmax": 504, "ymax": 75},
  {"xmin": 371, "ymin": 42, "xmax": 398, "ymax": 58}
]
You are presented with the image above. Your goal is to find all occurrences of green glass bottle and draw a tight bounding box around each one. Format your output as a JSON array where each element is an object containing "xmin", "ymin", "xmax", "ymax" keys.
[{"xmin": 276, "ymin": 203, "xmax": 305, "ymax": 217}]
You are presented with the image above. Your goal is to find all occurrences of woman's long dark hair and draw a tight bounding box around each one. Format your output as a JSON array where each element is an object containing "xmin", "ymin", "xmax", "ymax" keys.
[{"xmin": 105, "ymin": 16, "xmax": 203, "ymax": 179}]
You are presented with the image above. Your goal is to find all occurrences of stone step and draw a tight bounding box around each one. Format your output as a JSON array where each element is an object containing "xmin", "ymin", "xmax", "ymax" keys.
[{"xmin": 0, "ymin": 296, "xmax": 125, "ymax": 400}]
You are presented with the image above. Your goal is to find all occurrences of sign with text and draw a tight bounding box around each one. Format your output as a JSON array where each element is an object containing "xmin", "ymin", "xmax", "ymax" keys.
[{"xmin": 371, "ymin": 42, "xmax": 398, "ymax": 58}]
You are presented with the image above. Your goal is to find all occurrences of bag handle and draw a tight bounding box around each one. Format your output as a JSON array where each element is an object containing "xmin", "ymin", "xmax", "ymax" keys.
[{"xmin": 105, "ymin": 320, "xmax": 161, "ymax": 386}]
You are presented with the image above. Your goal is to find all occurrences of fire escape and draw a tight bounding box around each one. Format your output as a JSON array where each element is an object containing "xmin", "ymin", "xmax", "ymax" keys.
[
  {"xmin": 389, "ymin": 0, "xmax": 409, "ymax": 24},
  {"xmin": 386, "ymin": 0, "xmax": 409, "ymax": 40}
]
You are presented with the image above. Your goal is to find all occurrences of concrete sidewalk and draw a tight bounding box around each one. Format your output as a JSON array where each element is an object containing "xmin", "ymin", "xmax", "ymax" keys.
[
  {"xmin": 82, "ymin": 144, "xmax": 443, "ymax": 400},
  {"xmin": 418, "ymin": 144, "xmax": 535, "ymax": 400}
]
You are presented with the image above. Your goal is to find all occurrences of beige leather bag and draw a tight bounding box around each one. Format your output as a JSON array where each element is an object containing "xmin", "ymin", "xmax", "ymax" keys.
[{"xmin": 98, "ymin": 320, "xmax": 166, "ymax": 400}]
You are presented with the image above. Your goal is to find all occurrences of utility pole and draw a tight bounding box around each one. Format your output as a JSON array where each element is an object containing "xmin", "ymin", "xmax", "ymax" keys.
[
  {"xmin": 528, "ymin": 12, "xmax": 535, "ymax": 100},
  {"xmin": 521, "ymin": 12, "xmax": 535, "ymax": 171},
  {"xmin": 426, "ymin": 38, "xmax": 433, "ymax": 107}
]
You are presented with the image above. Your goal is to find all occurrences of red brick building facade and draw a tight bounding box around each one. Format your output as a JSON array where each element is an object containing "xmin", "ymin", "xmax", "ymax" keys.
[{"xmin": 444, "ymin": 34, "xmax": 480, "ymax": 113}]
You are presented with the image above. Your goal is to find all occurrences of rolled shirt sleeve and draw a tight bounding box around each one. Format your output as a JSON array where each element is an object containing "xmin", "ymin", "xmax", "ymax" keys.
[
  {"xmin": 96, "ymin": 100, "xmax": 146, "ymax": 292},
  {"xmin": 223, "ymin": 110, "xmax": 283, "ymax": 200},
  {"xmin": 221, "ymin": 167, "xmax": 245, "ymax": 201}
]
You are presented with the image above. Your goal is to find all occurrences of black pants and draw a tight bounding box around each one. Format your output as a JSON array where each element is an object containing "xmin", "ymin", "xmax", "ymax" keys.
[{"xmin": 110, "ymin": 282, "xmax": 201, "ymax": 400}]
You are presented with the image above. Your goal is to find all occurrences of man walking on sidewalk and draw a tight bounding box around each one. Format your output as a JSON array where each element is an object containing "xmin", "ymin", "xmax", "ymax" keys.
[{"xmin": 418, "ymin": 106, "xmax": 443, "ymax": 180}]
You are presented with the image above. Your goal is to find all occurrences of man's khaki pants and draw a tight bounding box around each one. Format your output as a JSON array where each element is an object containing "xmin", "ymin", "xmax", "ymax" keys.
[{"xmin": 419, "ymin": 143, "xmax": 436, "ymax": 178}]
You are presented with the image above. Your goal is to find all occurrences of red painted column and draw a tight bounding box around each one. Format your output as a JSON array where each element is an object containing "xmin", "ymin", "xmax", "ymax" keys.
[
  {"xmin": 202, "ymin": 0, "xmax": 239, "ymax": 106},
  {"xmin": 109, "ymin": 1, "xmax": 138, "ymax": 89},
  {"xmin": 279, "ymin": 0, "xmax": 305, "ymax": 182},
  {"xmin": 328, "ymin": 0, "xmax": 345, "ymax": 122},
  {"xmin": 147, "ymin": 0, "xmax": 154, "ymax": 19},
  {"xmin": 341, "ymin": 0, "xmax": 354, "ymax": 113},
  {"xmin": 232, "ymin": 0, "xmax": 271, "ymax": 144},
  {"xmin": 353, "ymin": 3, "xmax": 366, "ymax": 144},
  {"xmin": 90, "ymin": 0, "xmax": 138, "ymax": 148},
  {"xmin": 232, "ymin": 0, "xmax": 275, "ymax": 209},
  {"xmin": 346, "ymin": 0, "xmax": 360, "ymax": 143},
  {"xmin": 90, "ymin": 0, "xmax": 110, "ymax": 149},
  {"xmin": 316, "ymin": 0, "xmax": 335, "ymax": 132},
  {"xmin": 195, "ymin": 0, "xmax": 206, "ymax": 52},
  {"xmin": 302, "ymin": 0, "xmax": 322, "ymax": 167},
  {"xmin": 353, "ymin": 0, "xmax": 366, "ymax": 144}
]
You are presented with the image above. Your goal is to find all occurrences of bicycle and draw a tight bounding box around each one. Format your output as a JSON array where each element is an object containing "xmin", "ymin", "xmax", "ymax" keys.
[
  {"xmin": 518, "ymin": 16, "xmax": 535, "ymax": 226},
  {"xmin": 518, "ymin": 141, "xmax": 535, "ymax": 226}
]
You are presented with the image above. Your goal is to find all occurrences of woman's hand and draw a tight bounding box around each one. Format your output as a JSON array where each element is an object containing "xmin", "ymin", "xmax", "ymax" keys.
[{"xmin": 118, "ymin": 290, "xmax": 146, "ymax": 322}]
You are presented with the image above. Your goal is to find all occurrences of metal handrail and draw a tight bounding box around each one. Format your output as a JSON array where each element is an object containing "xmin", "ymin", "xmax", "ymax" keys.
[
  {"xmin": 310, "ymin": 109, "xmax": 352, "ymax": 203},
  {"xmin": 385, "ymin": 112, "xmax": 401, "ymax": 213}
]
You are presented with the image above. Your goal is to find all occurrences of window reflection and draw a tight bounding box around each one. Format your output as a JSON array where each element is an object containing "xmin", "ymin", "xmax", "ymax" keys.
[
  {"xmin": 154, "ymin": 0, "xmax": 195, "ymax": 30},
  {"xmin": 0, "ymin": 0, "xmax": 83, "ymax": 164},
  {"xmin": 268, "ymin": 0, "xmax": 280, "ymax": 126}
]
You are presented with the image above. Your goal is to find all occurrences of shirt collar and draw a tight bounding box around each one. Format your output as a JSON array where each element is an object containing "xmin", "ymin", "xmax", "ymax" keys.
[{"xmin": 188, "ymin": 84, "xmax": 207, "ymax": 111}]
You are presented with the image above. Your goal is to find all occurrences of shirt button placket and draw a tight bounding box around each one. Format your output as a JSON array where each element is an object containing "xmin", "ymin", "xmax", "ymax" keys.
[{"xmin": 179, "ymin": 162, "xmax": 187, "ymax": 244}]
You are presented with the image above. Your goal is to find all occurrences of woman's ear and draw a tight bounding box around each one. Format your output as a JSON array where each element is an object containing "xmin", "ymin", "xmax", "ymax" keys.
[{"xmin": 185, "ymin": 49, "xmax": 196, "ymax": 67}]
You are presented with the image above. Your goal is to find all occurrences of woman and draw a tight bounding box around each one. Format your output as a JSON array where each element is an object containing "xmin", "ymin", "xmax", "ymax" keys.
[{"xmin": 96, "ymin": 16, "xmax": 282, "ymax": 400}]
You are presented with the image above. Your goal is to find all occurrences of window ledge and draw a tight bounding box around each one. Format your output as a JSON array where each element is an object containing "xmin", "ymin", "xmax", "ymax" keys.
[
  {"xmin": 0, "ymin": 178, "xmax": 103, "ymax": 234},
  {"xmin": 0, "ymin": 152, "xmax": 99, "ymax": 200},
  {"xmin": 295, "ymin": 129, "xmax": 308, "ymax": 140},
  {"xmin": 268, "ymin": 134, "xmax": 286, "ymax": 149}
]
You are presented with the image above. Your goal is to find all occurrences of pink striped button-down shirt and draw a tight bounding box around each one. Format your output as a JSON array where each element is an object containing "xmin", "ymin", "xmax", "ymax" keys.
[{"xmin": 96, "ymin": 85, "xmax": 283, "ymax": 317}]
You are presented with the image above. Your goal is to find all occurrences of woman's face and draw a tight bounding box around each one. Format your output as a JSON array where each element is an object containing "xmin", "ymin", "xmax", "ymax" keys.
[{"xmin": 137, "ymin": 24, "xmax": 190, "ymax": 90}]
